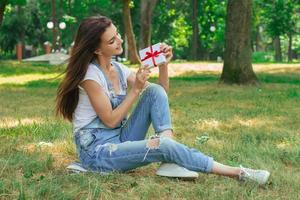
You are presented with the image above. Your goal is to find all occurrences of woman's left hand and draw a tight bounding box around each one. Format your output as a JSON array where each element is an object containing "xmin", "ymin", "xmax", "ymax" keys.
[{"xmin": 160, "ymin": 43, "xmax": 173, "ymax": 64}]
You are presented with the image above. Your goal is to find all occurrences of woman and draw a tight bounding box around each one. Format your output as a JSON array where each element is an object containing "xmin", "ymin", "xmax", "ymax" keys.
[{"xmin": 56, "ymin": 16, "xmax": 270, "ymax": 184}]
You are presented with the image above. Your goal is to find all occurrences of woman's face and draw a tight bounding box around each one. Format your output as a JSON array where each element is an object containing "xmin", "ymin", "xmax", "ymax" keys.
[{"xmin": 98, "ymin": 23, "xmax": 123, "ymax": 57}]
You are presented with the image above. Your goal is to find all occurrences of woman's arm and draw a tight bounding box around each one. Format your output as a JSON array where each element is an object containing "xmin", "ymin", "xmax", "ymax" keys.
[
  {"xmin": 158, "ymin": 44, "xmax": 173, "ymax": 93},
  {"xmin": 81, "ymin": 67, "xmax": 150, "ymax": 129},
  {"xmin": 158, "ymin": 63, "xmax": 169, "ymax": 92}
]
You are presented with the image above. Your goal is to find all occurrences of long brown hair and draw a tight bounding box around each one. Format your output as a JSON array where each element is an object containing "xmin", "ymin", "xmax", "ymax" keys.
[{"xmin": 55, "ymin": 16, "xmax": 112, "ymax": 121}]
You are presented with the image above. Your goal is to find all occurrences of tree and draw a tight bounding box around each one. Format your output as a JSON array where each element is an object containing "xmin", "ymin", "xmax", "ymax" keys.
[
  {"xmin": 0, "ymin": 4, "xmax": 27, "ymax": 53},
  {"xmin": 122, "ymin": 0, "xmax": 140, "ymax": 64},
  {"xmin": 260, "ymin": 0, "xmax": 297, "ymax": 62},
  {"xmin": 139, "ymin": 0, "xmax": 157, "ymax": 49},
  {"xmin": 0, "ymin": 0, "xmax": 8, "ymax": 26},
  {"xmin": 151, "ymin": 0, "xmax": 191, "ymax": 59},
  {"xmin": 252, "ymin": 0, "xmax": 264, "ymax": 52},
  {"xmin": 191, "ymin": 0, "xmax": 199, "ymax": 60},
  {"xmin": 0, "ymin": 0, "xmax": 26, "ymax": 26},
  {"xmin": 285, "ymin": 0, "xmax": 299, "ymax": 62},
  {"xmin": 192, "ymin": 0, "xmax": 227, "ymax": 60},
  {"xmin": 220, "ymin": 0, "xmax": 258, "ymax": 85}
]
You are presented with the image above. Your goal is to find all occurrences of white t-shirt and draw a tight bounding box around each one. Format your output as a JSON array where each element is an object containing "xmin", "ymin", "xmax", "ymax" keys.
[{"xmin": 72, "ymin": 62, "xmax": 133, "ymax": 133}]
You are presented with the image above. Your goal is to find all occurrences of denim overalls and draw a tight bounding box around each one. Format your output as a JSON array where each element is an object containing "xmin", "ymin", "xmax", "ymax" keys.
[
  {"xmin": 84, "ymin": 61, "xmax": 127, "ymax": 130},
  {"xmin": 74, "ymin": 61, "xmax": 214, "ymax": 173}
]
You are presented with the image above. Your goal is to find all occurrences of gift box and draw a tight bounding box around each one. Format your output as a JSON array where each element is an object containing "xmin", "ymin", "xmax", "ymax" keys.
[{"xmin": 139, "ymin": 43, "xmax": 166, "ymax": 68}]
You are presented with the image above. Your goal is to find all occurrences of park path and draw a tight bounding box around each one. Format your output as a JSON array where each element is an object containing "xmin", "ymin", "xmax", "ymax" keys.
[
  {"xmin": 148, "ymin": 62, "xmax": 300, "ymax": 77},
  {"xmin": 142, "ymin": 62, "xmax": 222, "ymax": 77}
]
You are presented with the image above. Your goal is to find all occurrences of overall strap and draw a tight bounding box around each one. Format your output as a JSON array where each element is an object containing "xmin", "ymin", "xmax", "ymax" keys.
[
  {"xmin": 91, "ymin": 60, "xmax": 114, "ymax": 94},
  {"xmin": 111, "ymin": 61, "xmax": 127, "ymax": 91}
]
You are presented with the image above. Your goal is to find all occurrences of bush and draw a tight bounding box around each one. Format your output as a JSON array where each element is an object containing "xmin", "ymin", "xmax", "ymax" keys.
[{"xmin": 252, "ymin": 51, "xmax": 274, "ymax": 63}]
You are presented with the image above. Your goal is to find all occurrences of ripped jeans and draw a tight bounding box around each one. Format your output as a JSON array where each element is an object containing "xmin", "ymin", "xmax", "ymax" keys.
[{"xmin": 75, "ymin": 84, "xmax": 214, "ymax": 173}]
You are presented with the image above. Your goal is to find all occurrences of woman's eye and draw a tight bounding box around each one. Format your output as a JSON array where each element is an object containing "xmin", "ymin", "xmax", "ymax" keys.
[{"xmin": 109, "ymin": 40, "xmax": 115, "ymax": 44}]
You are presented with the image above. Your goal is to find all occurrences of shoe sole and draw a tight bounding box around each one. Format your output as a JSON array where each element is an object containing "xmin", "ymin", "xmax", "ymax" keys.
[
  {"xmin": 156, "ymin": 172, "xmax": 199, "ymax": 179},
  {"xmin": 156, "ymin": 173, "xmax": 198, "ymax": 180}
]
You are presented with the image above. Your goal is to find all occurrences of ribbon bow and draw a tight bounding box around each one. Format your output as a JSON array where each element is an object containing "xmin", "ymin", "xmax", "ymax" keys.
[{"xmin": 141, "ymin": 45, "xmax": 163, "ymax": 67}]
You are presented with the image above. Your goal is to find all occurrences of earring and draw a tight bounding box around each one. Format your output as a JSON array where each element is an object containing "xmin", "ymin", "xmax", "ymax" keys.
[{"xmin": 94, "ymin": 50, "xmax": 102, "ymax": 55}]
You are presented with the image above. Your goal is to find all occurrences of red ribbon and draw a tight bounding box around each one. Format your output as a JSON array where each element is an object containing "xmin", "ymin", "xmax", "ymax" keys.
[{"xmin": 141, "ymin": 45, "xmax": 162, "ymax": 67}]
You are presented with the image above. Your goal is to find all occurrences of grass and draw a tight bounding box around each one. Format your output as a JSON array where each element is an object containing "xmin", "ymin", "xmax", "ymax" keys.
[{"xmin": 0, "ymin": 61, "xmax": 300, "ymax": 199}]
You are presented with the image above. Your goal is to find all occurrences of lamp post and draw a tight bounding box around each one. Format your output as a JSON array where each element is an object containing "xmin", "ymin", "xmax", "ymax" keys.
[
  {"xmin": 47, "ymin": 21, "xmax": 66, "ymax": 52},
  {"xmin": 47, "ymin": 0, "xmax": 66, "ymax": 52}
]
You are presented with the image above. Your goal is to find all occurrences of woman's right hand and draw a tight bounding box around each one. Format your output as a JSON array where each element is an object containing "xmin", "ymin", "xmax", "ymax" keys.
[{"xmin": 132, "ymin": 66, "xmax": 151, "ymax": 94}]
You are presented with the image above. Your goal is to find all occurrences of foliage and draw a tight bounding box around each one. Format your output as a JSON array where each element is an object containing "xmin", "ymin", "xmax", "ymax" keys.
[
  {"xmin": 252, "ymin": 51, "xmax": 274, "ymax": 63},
  {"xmin": 0, "ymin": 5, "xmax": 27, "ymax": 52},
  {"xmin": 197, "ymin": 0, "xmax": 226, "ymax": 58},
  {"xmin": 151, "ymin": 1, "xmax": 191, "ymax": 59},
  {"xmin": 0, "ymin": 0, "xmax": 299, "ymax": 61},
  {"xmin": 260, "ymin": 0, "xmax": 296, "ymax": 37}
]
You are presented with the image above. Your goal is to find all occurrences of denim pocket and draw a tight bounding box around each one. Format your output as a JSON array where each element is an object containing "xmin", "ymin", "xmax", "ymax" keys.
[{"xmin": 77, "ymin": 129, "xmax": 96, "ymax": 150}]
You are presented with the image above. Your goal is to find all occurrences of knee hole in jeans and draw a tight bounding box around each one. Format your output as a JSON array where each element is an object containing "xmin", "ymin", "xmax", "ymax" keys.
[
  {"xmin": 146, "ymin": 138, "xmax": 160, "ymax": 149},
  {"xmin": 142, "ymin": 138, "xmax": 161, "ymax": 162}
]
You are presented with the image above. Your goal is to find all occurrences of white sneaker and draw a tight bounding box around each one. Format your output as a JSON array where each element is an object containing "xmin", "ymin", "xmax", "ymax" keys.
[
  {"xmin": 239, "ymin": 165, "xmax": 270, "ymax": 185},
  {"xmin": 67, "ymin": 162, "xmax": 88, "ymax": 173},
  {"xmin": 156, "ymin": 163, "xmax": 199, "ymax": 179}
]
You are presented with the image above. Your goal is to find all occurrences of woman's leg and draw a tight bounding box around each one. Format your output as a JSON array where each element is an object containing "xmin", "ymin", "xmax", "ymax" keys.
[
  {"xmin": 86, "ymin": 136, "xmax": 269, "ymax": 184},
  {"xmin": 89, "ymin": 137, "xmax": 213, "ymax": 173},
  {"xmin": 120, "ymin": 83, "xmax": 173, "ymax": 142},
  {"xmin": 211, "ymin": 162, "xmax": 240, "ymax": 178}
]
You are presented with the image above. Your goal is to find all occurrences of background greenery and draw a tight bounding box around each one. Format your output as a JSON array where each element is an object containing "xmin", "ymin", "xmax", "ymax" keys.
[{"xmin": 0, "ymin": 0, "xmax": 299, "ymax": 62}]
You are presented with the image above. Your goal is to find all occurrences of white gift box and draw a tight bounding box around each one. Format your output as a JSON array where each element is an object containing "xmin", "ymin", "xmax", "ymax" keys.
[{"xmin": 139, "ymin": 43, "xmax": 166, "ymax": 68}]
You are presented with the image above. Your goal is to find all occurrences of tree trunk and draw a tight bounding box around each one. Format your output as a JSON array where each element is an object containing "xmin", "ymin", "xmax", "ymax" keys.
[
  {"xmin": 273, "ymin": 36, "xmax": 282, "ymax": 62},
  {"xmin": 288, "ymin": 32, "xmax": 292, "ymax": 62},
  {"xmin": 67, "ymin": 0, "xmax": 72, "ymax": 15},
  {"xmin": 139, "ymin": 0, "xmax": 157, "ymax": 49},
  {"xmin": 122, "ymin": 0, "xmax": 140, "ymax": 64},
  {"xmin": 220, "ymin": 0, "xmax": 258, "ymax": 85},
  {"xmin": 51, "ymin": 0, "xmax": 58, "ymax": 52},
  {"xmin": 255, "ymin": 25, "xmax": 263, "ymax": 51},
  {"xmin": 0, "ymin": 0, "xmax": 7, "ymax": 26},
  {"xmin": 191, "ymin": 0, "xmax": 199, "ymax": 60}
]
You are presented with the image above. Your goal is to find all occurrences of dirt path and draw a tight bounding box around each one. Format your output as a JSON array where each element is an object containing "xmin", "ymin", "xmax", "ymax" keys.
[{"xmin": 148, "ymin": 62, "xmax": 300, "ymax": 77}]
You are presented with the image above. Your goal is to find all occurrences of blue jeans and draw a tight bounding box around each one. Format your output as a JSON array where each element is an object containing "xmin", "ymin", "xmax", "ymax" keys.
[{"xmin": 75, "ymin": 84, "xmax": 214, "ymax": 173}]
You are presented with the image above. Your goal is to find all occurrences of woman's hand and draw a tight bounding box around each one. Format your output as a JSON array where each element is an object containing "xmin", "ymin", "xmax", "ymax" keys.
[
  {"xmin": 160, "ymin": 43, "xmax": 173, "ymax": 64},
  {"xmin": 132, "ymin": 66, "xmax": 151, "ymax": 94}
]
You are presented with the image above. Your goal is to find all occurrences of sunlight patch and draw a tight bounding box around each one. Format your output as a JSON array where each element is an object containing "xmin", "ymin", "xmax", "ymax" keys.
[
  {"xmin": 0, "ymin": 73, "xmax": 59, "ymax": 85},
  {"xmin": 0, "ymin": 117, "xmax": 44, "ymax": 128},
  {"xmin": 254, "ymin": 63, "xmax": 300, "ymax": 73},
  {"xmin": 193, "ymin": 117, "xmax": 275, "ymax": 131},
  {"xmin": 233, "ymin": 116, "xmax": 276, "ymax": 128},
  {"xmin": 207, "ymin": 139, "xmax": 226, "ymax": 150},
  {"xmin": 276, "ymin": 141, "xmax": 292, "ymax": 150},
  {"xmin": 193, "ymin": 118, "xmax": 221, "ymax": 130},
  {"xmin": 236, "ymin": 118, "xmax": 266, "ymax": 127},
  {"xmin": 20, "ymin": 140, "xmax": 76, "ymax": 168}
]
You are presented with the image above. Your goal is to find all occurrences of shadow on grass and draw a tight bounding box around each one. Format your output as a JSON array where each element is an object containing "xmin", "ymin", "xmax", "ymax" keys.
[
  {"xmin": 0, "ymin": 119, "xmax": 71, "ymax": 141},
  {"xmin": 172, "ymin": 71, "xmax": 219, "ymax": 82},
  {"xmin": 258, "ymin": 73, "xmax": 300, "ymax": 85},
  {"xmin": 0, "ymin": 71, "xmax": 300, "ymax": 89},
  {"xmin": 167, "ymin": 71, "xmax": 300, "ymax": 85},
  {"xmin": 0, "ymin": 78, "xmax": 60, "ymax": 88},
  {"xmin": 0, "ymin": 61, "xmax": 64, "ymax": 77}
]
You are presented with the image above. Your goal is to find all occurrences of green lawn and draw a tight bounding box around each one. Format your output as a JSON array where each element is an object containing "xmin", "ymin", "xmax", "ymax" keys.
[{"xmin": 0, "ymin": 61, "xmax": 299, "ymax": 199}]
